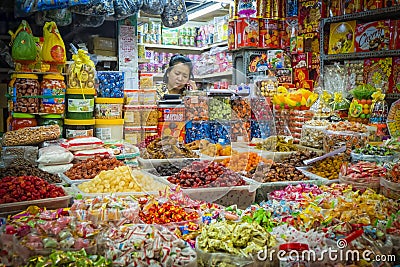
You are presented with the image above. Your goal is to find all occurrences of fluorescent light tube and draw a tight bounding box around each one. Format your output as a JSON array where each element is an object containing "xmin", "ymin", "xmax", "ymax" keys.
[{"xmin": 188, "ymin": 3, "xmax": 222, "ymax": 21}]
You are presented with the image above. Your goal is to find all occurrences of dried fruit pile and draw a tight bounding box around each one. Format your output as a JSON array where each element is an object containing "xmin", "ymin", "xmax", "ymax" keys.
[{"xmin": 0, "ymin": 176, "xmax": 65, "ymax": 204}]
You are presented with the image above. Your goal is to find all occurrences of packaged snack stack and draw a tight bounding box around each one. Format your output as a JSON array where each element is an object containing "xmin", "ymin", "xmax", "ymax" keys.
[
  {"xmin": 65, "ymin": 49, "xmax": 96, "ymax": 139},
  {"xmin": 369, "ymin": 89, "xmax": 389, "ymax": 141}
]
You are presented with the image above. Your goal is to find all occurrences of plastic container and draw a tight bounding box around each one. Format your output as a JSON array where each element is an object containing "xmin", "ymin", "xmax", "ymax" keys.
[
  {"xmin": 339, "ymin": 173, "xmax": 380, "ymax": 192},
  {"xmin": 95, "ymin": 97, "xmax": 124, "ymax": 119},
  {"xmin": 125, "ymin": 89, "xmax": 140, "ymax": 105},
  {"xmin": 39, "ymin": 114, "xmax": 63, "ymax": 138},
  {"xmin": 141, "ymin": 105, "xmax": 158, "ymax": 126},
  {"xmin": 140, "ymin": 89, "xmax": 157, "ymax": 105},
  {"xmin": 380, "ymin": 177, "xmax": 400, "ymax": 200},
  {"xmin": 124, "ymin": 105, "xmax": 142, "ymax": 126},
  {"xmin": 125, "ymin": 126, "xmax": 142, "ymax": 145},
  {"xmin": 66, "ymin": 88, "xmax": 95, "ymax": 120},
  {"xmin": 13, "ymin": 74, "xmax": 40, "ymax": 113},
  {"xmin": 40, "ymin": 74, "xmax": 66, "ymax": 114},
  {"xmin": 300, "ymin": 125, "xmax": 328, "ymax": 149},
  {"xmin": 350, "ymin": 151, "xmax": 395, "ymax": 163},
  {"xmin": 209, "ymin": 96, "xmax": 231, "ymax": 120},
  {"xmin": 142, "ymin": 126, "xmax": 158, "ymax": 139},
  {"xmin": 11, "ymin": 113, "xmax": 37, "ymax": 131},
  {"xmin": 323, "ymin": 130, "xmax": 368, "ymax": 154},
  {"xmin": 184, "ymin": 95, "xmax": 209, "ymax": 121},
  {"xmin": 279, "ymin": 243, "xmax": 310, "ymax": 267},
  {"xmin": 97, "ymin": 71, "xmax": 124, "ymax": 98},
  {"xmin": 64, "ymin": 119, "xmax": 95, "ymax": 138},
  {"xmin": 95, "ymin": 119, "xmax": 124, "ymax": 141}
]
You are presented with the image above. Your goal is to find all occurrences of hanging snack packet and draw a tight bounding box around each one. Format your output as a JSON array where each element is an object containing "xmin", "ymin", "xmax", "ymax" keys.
[
  {"xmin": 42, "ymin": 21, "xmax": 66, "ymax": 64},
  {"xmin": 161, "ymin": 0, "xmax": 188, "ymax": 28},
  {"xmin": 9, "ymin": 20, "xmax": 37, "ymax": 62}
]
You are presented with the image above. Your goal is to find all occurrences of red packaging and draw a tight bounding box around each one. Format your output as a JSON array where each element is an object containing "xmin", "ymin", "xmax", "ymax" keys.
[
  {"xmin": 236, "ymin": 17, "xmax": 259, "ymax": 48},
  {"xmin": 157, "ymin": 122, "xmax": 186, "ymax": 143},
  {"xmin": 259, "ymin": 19, "xmax": 280, "ymax": 48},
  {"xmin": 292, "ymin": 53, "xmax": 311, "ymax": 69},
  {"xmin": 355, "ymin": 20, "xmax": 390, "ymax": 52},
  {"xmin": 298, "ymin": 0, "xmax": 322, "ymax": 34},
  {"xmin": 327, "ymin": 0, "xmax": 342, "ymax": 17},
  {"xmin": 363, "ymin": 58, "xmax": 393, "ymax": 93},
  {"xmin": 158, "ymin": 106, "xmax": 185, "ymax": 122},
  {"xmin": 228, "ymin": 20, "xmax": 236, "ymax": 50},
  {"xmin": 391, "ymin": 57, "xmax": 400, "ymax": 94},
  {"xmin": 343, "ymin": 0, "xmax": 363, "ymax": 14},
  {"xmin": 294, "ymin": 68, "xmax": 309, "ymax": 82},
  {"xmin": 390, "ymin": 20, "xmax": 400, "ymax": 50},
  {"xmin": 300, "ymin": 80, "xmax": 314, "ymax": 90},
  {"xmin": 364, "ymin": 0, "xmax": 383, "ymax": 10}
]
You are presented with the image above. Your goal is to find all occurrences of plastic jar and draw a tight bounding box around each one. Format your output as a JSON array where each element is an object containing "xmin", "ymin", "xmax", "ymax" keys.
[
  {"xmin": 141, "ymin": 105, "xmax": 159, "ymax": 126},
  {"xmin": 140, "ymin": 89, "xmax": 157, "ymax": 105},
  {"xmin": 64, "ymin": 119, "xmax": 95, "ymax": 138},
  {"xmin": 124, "ymin": 105, "xmax": 142, "ymax": 126},
  {"xmin": 8, "ymin": 74, "xmax": 16, "ymax": 111},
  {"xmin": 13, "ymin": 74, "xmax": 40, "ymax": 113},
  {"xmin": 279, "ymin": 243, "xmax": 310, "ymax": 267},
  {"xmin": 125, "ymin": 89, "xmax": 141, "ymax": 105},
  {"xmin": 40, "ymin": 74, "xmax": 66, "ymax": 114},
  {"xmin": 124, "ymin": 126, "xmax": 142, "ymax": 145},
  {"xmin": 95, "ymin": 97, "xmax": 124, "ymax": 119},
  {"xmin": 95, "ymin": 119, "xmax": 124, "ymax": 141},
  {"xmin": 66, "ymin": 88, "xmax": 95, "ymax": 120},
  {"xmin": 39, "ymin": 114, "xmax": 63, "ymax": 137},
  {"xmin": 11, "ymin": 113, "xmax": 37, "ymax": 130}
]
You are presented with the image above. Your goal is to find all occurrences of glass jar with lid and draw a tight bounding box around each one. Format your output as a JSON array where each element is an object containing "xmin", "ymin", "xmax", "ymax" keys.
[
  {"xmin": 39, "ymin": 114, "xmax": 64, "ymax": 138},
  {"xmin": 40, "ymin": 74, "xmax": 66, "ymax": 114},
  {"xmin": 11, "ymin": 113, "xmax": 37, "ymax": 130},
  {"xmin": 13, "ymin": 74, "xmax": 40, "ymax": 113}
]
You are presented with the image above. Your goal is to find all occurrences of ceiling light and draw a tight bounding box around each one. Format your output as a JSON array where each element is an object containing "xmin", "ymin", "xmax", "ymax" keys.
[{"xmin": 188, "ymin": 3, "xmax": 222, "ymax": 21}]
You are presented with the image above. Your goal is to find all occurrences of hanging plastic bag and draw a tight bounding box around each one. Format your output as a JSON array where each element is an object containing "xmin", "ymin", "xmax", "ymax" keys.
[
  {"xmin": 141, "ymin": 0, "xmax": 166, "ymax": 15},
  {"xmin": 14, "ymin": 0, "xmax": 37, "ymax": 17},
  {"xmin": 35, "ymin": 9, "xmax": 72, "ymax": 27},
  {"xmin": 161, "ymin": 0, "xmax": 187, "ymax": 28},
  {"xmin": 71, "ymin": 0, "xmax": 115, "ymax": 16},
  {"xmin": 113, "ymin": 0, "xmax": 142, "ymax": 20},
  {"xmin": 36, "ymin": 0, "xmax": 90, "ymax": 11},
  {"xmin": 41, "ymin": 21, "xmax": 66, "ymax": 63},
  {"xmin": 9, "ymin": 20, "xmax": 37, "ymax": 62},
  {"xmin": 73, "ymin": 13, "xmax": 106, "ymax": 28}
]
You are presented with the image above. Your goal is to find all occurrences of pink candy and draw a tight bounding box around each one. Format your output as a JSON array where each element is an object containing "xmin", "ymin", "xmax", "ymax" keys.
[{"xmin": 269, "ymin": 184, "xmax": 323, "ymax": 201}]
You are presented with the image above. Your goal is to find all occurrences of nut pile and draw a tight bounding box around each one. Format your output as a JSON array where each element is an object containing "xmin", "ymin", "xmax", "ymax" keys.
[
  {"xmin": 0, "ymin": 162, "xmax": 62, "ymax": 183},
  {"xmin": 141, "ymin": 136, "xmax": 198, "ymax": 159},
  {"xmin": 308, "ymin": 155, "xmax": 345, "ymax": 180},
  {"xmin": 281, "ymin": 150, "xmax": 319, "ymax": 167},
  {"xmin": 65, "ymin": 155, "xmax": 124, "ymax": 180},
  {"xmin": 167, "ymin": 160, "xmax": 246, "ymax": 188},
  {"xmin": 2, "ymin": 125, "xmax": 60, "ymax": 146},
  {"xmin": 251, "ymin": 162, "xmax": 307, "ymax": 183}
]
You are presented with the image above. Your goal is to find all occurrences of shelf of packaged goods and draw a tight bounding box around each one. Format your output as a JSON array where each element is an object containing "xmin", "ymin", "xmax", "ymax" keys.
[
  {"xmin": 322, "ymin": 5, "xmax": 400, "ymax": 23},
  {"xmin": 322, "ymin": 50, "xmax": 400, "ymax": 61},
  {"xmin": 142, "ymin": 41, "xmax": 228, "ymax": 52},
  {"xmin": 96, "ymin": 55, "xmax": 118, "ymax": 61},
  {"xmin": 138, "ymin": 58, "xmax": 150, "ymax": 63},
  {"xmin": 143, "ymin": 70, "xmax": 232, "ymax": 80}
]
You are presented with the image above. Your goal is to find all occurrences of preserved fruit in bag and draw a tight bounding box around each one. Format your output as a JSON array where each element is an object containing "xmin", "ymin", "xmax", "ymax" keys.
[
  {"xmin": 113, "ymin": 0, "xmax": 143, "ymax": 20},
  {"xmin": 161, "ymin": 0, "xmax": 188, "ymax": 28},
  {"xmin": 141, "ymin": 0, "xmax": 166, "ymax": 15}
]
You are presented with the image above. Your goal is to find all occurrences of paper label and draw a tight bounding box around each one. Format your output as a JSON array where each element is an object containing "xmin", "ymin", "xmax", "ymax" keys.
[
  {"xmin": 96, "ymin": 128, "xmax": 112, "ymax": 140},
  {"xmin": 68, "ymin": 98, "xmax": 94, "ymax": 112}
]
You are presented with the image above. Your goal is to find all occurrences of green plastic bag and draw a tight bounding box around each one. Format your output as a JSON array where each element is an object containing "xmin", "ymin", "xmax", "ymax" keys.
[{"xmin": 9, "ymin": 20, "xmax": 37, "ymax": 62}]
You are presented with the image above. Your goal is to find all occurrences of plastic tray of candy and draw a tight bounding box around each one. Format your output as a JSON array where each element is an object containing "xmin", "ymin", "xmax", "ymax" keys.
[
  {"xmin": 138, "ymin": 157, "xmax": 203, "ymax": 168},
  {"xmin": 59, "ymin": 173, "xmax": 90, "ymax": 184}
]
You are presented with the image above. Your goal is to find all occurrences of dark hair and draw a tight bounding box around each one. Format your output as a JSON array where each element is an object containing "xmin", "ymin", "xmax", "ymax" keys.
[{"xmin": 163, "ymin": 54, "xmax": 194, "ymax": 83}]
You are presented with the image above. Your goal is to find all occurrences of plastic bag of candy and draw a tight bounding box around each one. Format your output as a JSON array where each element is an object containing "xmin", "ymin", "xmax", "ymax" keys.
[
  {"xmin": 71, "ymin": 0, "xmax": 115, "ymax": 15},
  {"xmin": 141, "ymin": 0, "xmax": 166, "ymax": 15},
  {"xmin": 113, "ymin": 0, "xmax": 143, "ymax": 20},
  {"xmin": 161, "ymin": 0, "xmax": 188, "ymax": 28}
]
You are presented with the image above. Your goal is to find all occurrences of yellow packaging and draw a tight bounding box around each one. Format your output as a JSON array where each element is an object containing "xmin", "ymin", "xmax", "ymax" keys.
[
  {"xmin": 328, "ymin": 21, "xmax": 356, "ymax": 54},
  {"xmin": 42, "ymin": 22, "xmax": 66, "ymax": 63}
]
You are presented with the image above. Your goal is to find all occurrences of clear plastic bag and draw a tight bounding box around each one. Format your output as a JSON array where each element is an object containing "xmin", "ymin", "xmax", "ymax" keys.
[
  {"xmin": 141, "ymin": 0, "xmax": 166, "ymax": 15},
  {"xmin": 71, "ymin": 0, "xmax": 115, "ymax": 16},
  {"xmin": 161, "ymin": 0, "xmax": 188, "ymax": 28},
  {"xmin": 35, "ymin": 8, "xmax": 72, "ymax": 27},
  {"xmin": 113, "ymin": 0, "xmax": 142, "ymax": 20},
  {"xmin": 36, "ymin": 0, "xmax": 90, "ymax": 11}
]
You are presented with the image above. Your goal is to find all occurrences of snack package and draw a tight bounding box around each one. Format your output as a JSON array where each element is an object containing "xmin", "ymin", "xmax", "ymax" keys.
[
  {"xmin": 141, "ymin": 0, "xmax": 166, "ymax": 14},
  {"xmin": 2, "ymin": 125, "xmax": 60, "ymax": 146},
  {"xmin": 9, "ymin": 20, "xmax": 37, "ymax": 62},
  {"xmin": 41, "ymin": 21, "xmax": 66, "ymax": 63},
  {"xmin": 67, "ymin": 49, "xmax": 96, "ymax": 88},
  {"xmin": 61, "ymin": 137, "xmax": 104, "ymax": 151},
  {"xmin": 113, "ymin": 0, "xmax": 143, "ymax": 20},
  {"xmin": 71, "ymin": 0, "xmax": 115, "ymax": 16},
  {"xmin": 161, "ymin": 0, "xmax": 188, "ymax": 28}
]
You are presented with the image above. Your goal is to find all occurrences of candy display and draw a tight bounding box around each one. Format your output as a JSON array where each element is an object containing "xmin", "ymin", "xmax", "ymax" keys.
[
  {"xmin": 101, "ymin": 224, "xmax": 197, "ymax": 266},
  {"xmin": 221, "ymin": 152, "xmax": 272, "ymax": 173},
  {"xmin": 97, "ymin": 71, "xmax": 124, "ymax": 98},
  {"xmin": 147, "ymin": 160, "xmax": 197, "ymax": 177},
  {"xmin": 231, "ymin": 120, "xmax": 251, "ymax": 142},
  {"xmin": 67, "ymin": 50, "xmax": 95, "ymax": 89},
  {"xmin": 77, "ymin": 167, "xmax": 168, "ymax": 194},
  {"xmin": 255, "ymin": 135, "xmax": 298, "ymax": 152},
  {"xmin": 300, "ymin": 120, "xmax": 331, "ymax": 149},
  {"xmin": 339, "ymin": 161, "xmax": 385, "ymax": 191},
  {"xmin": 40, "ymin": 74, "xmax": 66, "ymax": 114},
  {"xmin": 324, "ymin": 121, "xmax": 368, "ymax": 153},
  {"xmin": 250, "ymin": 120, "xmax": 273, "ymax": 139},
  {"xmin": 209, "ymin": 121, "xmax": 231, "ymax": 145},
  {"xmin": 250, "ymin": 162, "xmax": 308, "ymax": 183},
  {"xmin": 209, "ymin": 96, "xmax": 231, "ymax": 120},
  {"xmin": 185, "ymin": 121, "xmax": 210, "ymax": 144},
  {"xmin": 64, "ymin": 155, "xmax": 124, "ymax": 181},
  {"xmin": 13, "ymin": 74, "xmax": 40, "ymax": 113},
  {"xmin": 199, "ymin": 140, "xmax": 233, "ymax": 157},
  {"xmin": 0, "ymin": 176, "xmax": 65, "ymax": 204},
  {"xmin": 0, "ymin": 161, "xmax": 62, "ymax": 183},
  {"xmin": 167, "ymin": 160, "xmax": 246, "ymax": 188},
  {"xmin": 141, "ymin": 136, "xmax": 198, "ymax": 159},
  {"xmin": 184, "ymin": 96, "xmax": 209, "ymax": 121},
  {"xmin": 307, "ymin": 155, "xmax": 345, "ymax": 180},
  {"xmin": 231, "ymin": 97, "xmax": 251, "ymax": 120},
  {"xmin": 281, "ymin": 150, "xmax": 319, "ymax": 166}
]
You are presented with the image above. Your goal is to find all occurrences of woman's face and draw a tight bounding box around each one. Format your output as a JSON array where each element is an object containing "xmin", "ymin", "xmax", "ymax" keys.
[{"xmin": 167, "ymin": 63, "xmax": 190, "ymax": 90}]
